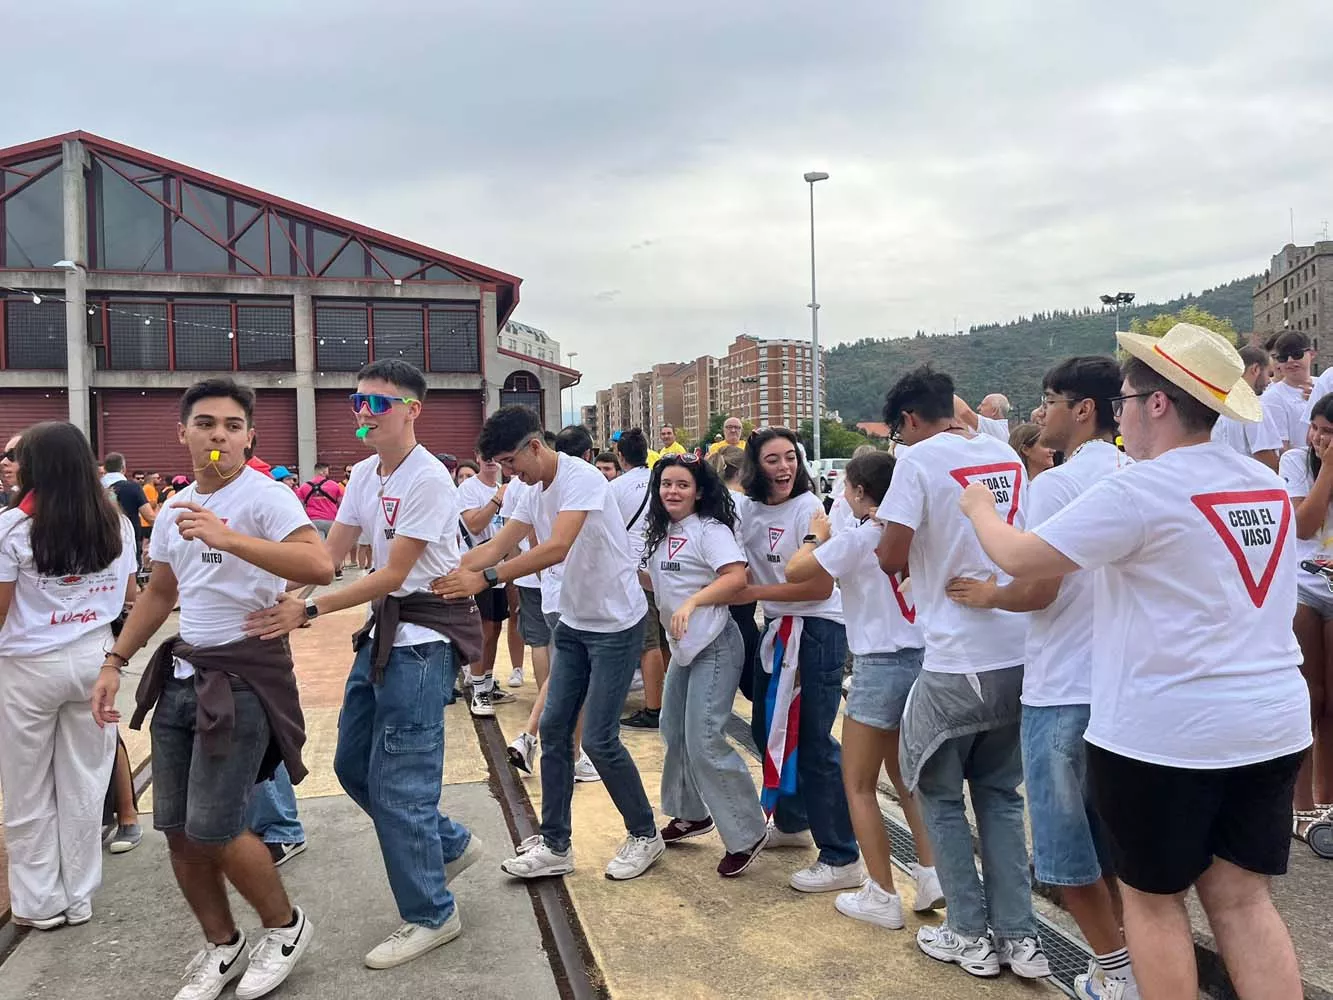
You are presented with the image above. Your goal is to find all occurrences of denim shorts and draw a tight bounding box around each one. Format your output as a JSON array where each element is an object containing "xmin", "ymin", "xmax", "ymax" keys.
[
  {"xmin": 1021, "ymin": 703, "xmax": 1108, "ymax": 887},
  {"xmin": 1297, "ymin": 581, "xmax": 1333, "ymax": 619},
  {"xmin": 844, "ymin": 648, "xmax": 923, "ymax": 731},
  {"xmin": 151, "ymin": 676, "xmax": 271, "ymax": 844},
  {"xmin": 516, "ymin": 587, "xmax": 550, "ymax": 646}
]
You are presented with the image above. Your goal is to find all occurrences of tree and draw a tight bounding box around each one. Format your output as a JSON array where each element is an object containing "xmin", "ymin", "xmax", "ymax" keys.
[
  {"xmin": 1127, "ymin": 304, "xmax": 1238, "ymax": 343},
  {"xmin": 797, "ymin": 419, "xmax": 870, "ymax": 459}
]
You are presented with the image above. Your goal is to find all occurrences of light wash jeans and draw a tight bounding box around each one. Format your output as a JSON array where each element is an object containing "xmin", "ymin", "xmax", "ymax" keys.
[
  {"xmin": 247, "ymin": 763, "xmax": 305, "ymax": 844},
  {"xmin": 540, "ymin": 616, "xmax": 655, "ymax": 852},
  {"xmin": 334, "ymin": 640, "xmax": 470, "ymax": 928},
  {"xmin": 660, "ymin": 620, "xmax": 766, "ymax": 853},
  {"xmin": 915, "ymin": 723, "xmax": 1037, "ymax": 941}
]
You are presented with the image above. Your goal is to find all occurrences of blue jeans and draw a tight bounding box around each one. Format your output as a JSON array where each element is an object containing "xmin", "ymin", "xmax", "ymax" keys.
[
  {"xmin": 751, "ymin": 616, "xmax": 858, "ymax": 867},
  {"xmin": 916, "ymin": 723, "xmax": 1036, "ymax": 940},
  {"xmin": 540, "ymin": 617, "xmax": 655, "ymax": 852},
  {"xmin": 1022, "ymin": 704, "xmax": 1108, "ymax": 887},
  {"xmin": 247, "ymin": 763, "xmax": 305, "ymax": 844},
  {"xmin": 660, "ymin": 621, "xmax": 767, "ymax": 853},
  {"xmin": 334, "ymin": 640, "xmax": 470, "ymax": 928}
]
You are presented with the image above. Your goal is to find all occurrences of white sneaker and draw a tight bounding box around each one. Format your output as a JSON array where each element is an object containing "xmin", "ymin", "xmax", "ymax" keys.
[
  {"xmin": 469, "ymin": 685, "xmax": 495, "ymax": 718},
  {"xmin": 1075, "ymin": 962, "xmax": 1137, "ymax": 999},
  {"xmin": 789, "ymin": 858, "xmax": 867, "ymax": 893},
  {"xmin": 764, "ymin": 823, "xmax": 813, "ymax": 849},
  {"xmin": 501, "ymin": 838, "xmax": 574, "ymax": 879},
  {"xmin": 911, "ymin": 862, "xmax": 945, "ymax": 912},
  {"xmin": 605, "ymin": 832, "xmax": 666, "ymax": 880},
  {"xmin": 834, "ymin": 879, "xmax": 904, "ymax": 929},
  {"xmin": 998, "ymin": 935, "xmax": 1051, "ymax": 979},
  {"xmin": 574, "ymin": 751, "xmax": 601, "ymax": 783},
  {"xmin": 13, "ymin": 913, "xmax": 66, "ymax": 931},
  {"xmin": 445, "ymin": 836, "xmax": 483, "ymax": 883},
  {"xmin": 235, "ymin": 906, "xmax": 313, "ymax": 1000},
  {"xmin": 916, "ymin": 925, "xmax": 1000, "ymax": 978},
  {"xmin": 65, "ymin": 900, "xmax": 92, "ymax": 926},
  {"xmin": 173, "ymin": 932, "xmax": 248, "ymax": 1000},
  {"xmin": 508, "ymin": 667, "xmax": 524, "ymax": 688},
  {"xmin": 507, "ymin": 732, "xmax": 537, "ymax": 774},
  {"xmin": 364, "ymin": 911, "xmax": 462, "ymax": 970}
]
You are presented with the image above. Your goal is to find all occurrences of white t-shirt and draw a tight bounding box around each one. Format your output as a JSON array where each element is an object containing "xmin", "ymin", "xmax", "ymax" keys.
[
  {"xmin": 1278, "ymin": 447, "xmax": 1333, "ymax": 600},
  {"xmin": 644, "ymin": 514, "xmax": 746, "ymax": 665},
  {"xmin": 510, "ymin": 453, "xmax": 646, "ymax": 632},
  {"xmin": 977, "ymin": 414, "xmax": 1010, "ymax": 442},
  {"xmin": 1212, "ymin": 403, "xmax": 1283, "ymax": 460},
  {"xmin": 1305, "ymin": 367, "xmax": 1333, "ymax": 421},
  {"xmin": 1035, "ymin": 440, "xmax": 1310, "ymax": 768},
  {"xmin": 739, "ymin": 490, "xmax": 843, "ymax": 623},
  {"xmin": 828, "ymin": 495, "xmax": 854, "ymax": 537},
  {"xmin": 610, "ymin": 465, "xmax": 653, "ymax": 565},
  {"xmin": 1022, "ymin": 440, "xmax": 1128, "ymax": 707},
  {"xmin": 151, "ymin": 467, "xmax": 312, "ymax": 675},
  {"xmin": 455, "ymin": 475, "xmax": 505, "ymax": 547},
  {"xmin": 877, "ymin": 431, "xmax": 1027, "ymax": 674},
  {"xmin": 336, "ymin": 445, "xmax": 463, "ymax": 646},
  {"xmin": 1262, "ymin": 380, "xmax": 1311, "ymax": 450},
  {"xmin": 0, "ymin": 507, "xmax": 138, "ymax": 657},
  {"xmin": 813, "ymin": 518, "xmax": 920, "ymax": 655},
  {"xmin": 499, "ymin": 480, "xmax": 541, "ymax": 590}
]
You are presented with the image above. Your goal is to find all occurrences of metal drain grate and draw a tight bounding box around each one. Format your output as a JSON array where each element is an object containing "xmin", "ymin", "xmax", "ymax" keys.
[{"xmin": 727, "ymin": 711, "xmax": 1087, "ymax": 996}]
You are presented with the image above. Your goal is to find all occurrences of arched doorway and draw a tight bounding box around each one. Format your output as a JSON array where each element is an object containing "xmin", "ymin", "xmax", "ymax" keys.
[{"xmin": 500, "ymin": 370, "xmax": 543, "ymax": 422}]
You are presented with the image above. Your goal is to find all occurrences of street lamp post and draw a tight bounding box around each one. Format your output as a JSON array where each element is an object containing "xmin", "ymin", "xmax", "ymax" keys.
[
  {"xmin": 804, "ymin": 171, "xmax": 829, "ymax": 463},
  {"xmin": 565, "ymin": 351, "xmax": 579, "ymax": 424},
  {"xmin": 1099, "ymin": 291, "xmax": 1136, "ymax": 348}
]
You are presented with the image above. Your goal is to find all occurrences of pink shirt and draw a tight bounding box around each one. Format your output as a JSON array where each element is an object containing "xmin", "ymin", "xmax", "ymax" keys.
[{"xmin": 296, "ymin": 476, "xmax": 344, "ymax": 522}]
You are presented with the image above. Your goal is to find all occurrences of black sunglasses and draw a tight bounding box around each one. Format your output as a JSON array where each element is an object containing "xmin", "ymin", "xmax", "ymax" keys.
[
  {"xmin": 1275, "ymin": 350, "xmax": 1309, "ymax": 363},
  {"xmin": 1, "ymin": 449, "xmax": 15, "ymax": 462}
]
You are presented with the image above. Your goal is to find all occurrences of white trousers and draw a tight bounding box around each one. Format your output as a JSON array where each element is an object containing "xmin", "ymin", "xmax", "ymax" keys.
[{"xmin": 0, "ymin": 627, "xmax": 117, "ymax": 920}]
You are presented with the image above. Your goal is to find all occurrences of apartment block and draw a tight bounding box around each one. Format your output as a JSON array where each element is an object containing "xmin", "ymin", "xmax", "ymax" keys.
[
  {"xmin": 717, "ymin": 335, "xmax": 824, "ymax": 430},
  {"xmin": 680, "ymin": 355, "xmax": 718, "ymax": 443},
  {"xmin": 1253, "ymin": 242, "xmax": 1332, "ymax": 369}
]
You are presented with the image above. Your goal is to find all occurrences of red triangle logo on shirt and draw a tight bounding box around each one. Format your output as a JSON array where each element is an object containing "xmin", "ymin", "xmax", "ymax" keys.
[
  {"xmin": 381, "ymin": 497, "xmax": 400, "ymax": 526},
  {"xmin": 889, "ymin": 571, "xmax": 916, "ymax": 624},
  {"xmin": 667, "ymin": 536, "xmax": 687, "ymax": 559},
  {"xmin": 768, "ymin": 526, "xmax": 785, "ymax": 551},
  {"xmin": 949, "ymin": 462, "xmax": 1024, "ymax": 525},
  {"xmin": 1191, "ymin": 489, "xmax": 1292, "ymax": 608}
]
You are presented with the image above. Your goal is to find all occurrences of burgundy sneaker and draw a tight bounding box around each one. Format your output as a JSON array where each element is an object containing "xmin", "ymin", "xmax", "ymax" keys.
[
  {"xmin": 717, "ymin": 831, "xmax": 769, "ymax": 877},
  {"xmin": 660, "ymin": 817, "xmax": 715, "ymax": 844}
]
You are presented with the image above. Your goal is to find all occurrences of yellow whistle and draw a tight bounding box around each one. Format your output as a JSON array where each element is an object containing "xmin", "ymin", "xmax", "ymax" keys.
[{"xmin": 210, "ymin": 450, "xmax": 220, "ymax": 462}]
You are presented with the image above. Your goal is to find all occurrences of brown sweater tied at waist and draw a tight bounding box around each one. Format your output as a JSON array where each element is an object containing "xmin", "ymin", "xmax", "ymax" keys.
[
  {"xmin": 129, "ymin": 634, "xmax": 307, "ymax": 785},
  {"xmin": 353, "ymin": 591, "xmax": 483, "ymax": 684}
]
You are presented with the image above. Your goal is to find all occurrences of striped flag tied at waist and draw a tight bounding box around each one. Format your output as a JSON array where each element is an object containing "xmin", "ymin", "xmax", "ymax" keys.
[{"xmin": 758, "ymin": 615, "xmax": 803, "ymax": 816}]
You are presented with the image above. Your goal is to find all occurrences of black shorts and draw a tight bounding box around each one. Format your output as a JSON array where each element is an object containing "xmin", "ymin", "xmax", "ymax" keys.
[
  {"xmin": 1086, "ymin": 743, "xmax": 1305, "ymax": 895},
  {"xmin": 476, "ymin": 586, "xmax": 510, "ymax": 623}
]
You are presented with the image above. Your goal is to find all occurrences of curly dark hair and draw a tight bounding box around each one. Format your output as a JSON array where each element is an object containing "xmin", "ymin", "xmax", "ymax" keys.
[{"xmin": 642, "ymin": 455, "xmax": 736, "ymax": 561}]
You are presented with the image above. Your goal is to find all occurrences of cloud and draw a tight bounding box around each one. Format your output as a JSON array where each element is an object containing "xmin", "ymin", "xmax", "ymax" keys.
[{"xmin": 4, "ymin": 0, "xmax": 1333, "ymax": 400}]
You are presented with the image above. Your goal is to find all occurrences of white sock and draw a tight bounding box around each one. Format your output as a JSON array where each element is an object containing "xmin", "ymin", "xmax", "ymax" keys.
[
  {"xmin": 480, "ymin": 672, "xmax": 495, "ymax": 693},
  {"xmin": 1096, "ymin": 946, "xmax": 1133, "ymax": 982}
]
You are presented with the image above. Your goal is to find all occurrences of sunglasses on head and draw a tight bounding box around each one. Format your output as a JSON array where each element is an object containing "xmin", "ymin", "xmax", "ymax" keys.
[
  {"xmin": 660, "ymin": 452, "xmax": 701, "ymax": 466},
  {"xmin": 349, "ymin": 392, "xmax": 419, "ymax": 415}
]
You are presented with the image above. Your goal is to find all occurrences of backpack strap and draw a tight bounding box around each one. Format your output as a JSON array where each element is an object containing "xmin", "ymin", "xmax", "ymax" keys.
[{"xmin": 626, "ymin": 488, "xmax": 650, "ymax": 532}]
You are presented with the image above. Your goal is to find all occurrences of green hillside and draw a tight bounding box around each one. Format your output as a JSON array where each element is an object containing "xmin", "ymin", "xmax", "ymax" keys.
[{"xmin": 826, "ymin": 275, "xmax": 1258, "ymax": 423}]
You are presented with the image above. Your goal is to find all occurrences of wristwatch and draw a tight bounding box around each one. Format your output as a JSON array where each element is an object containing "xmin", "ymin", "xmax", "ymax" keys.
[
  {"xmin": 482, "ymin": 567, "xmax": 500, "ymax": 587},
  {"xmin": 802, "ymin": 534, "xmax": 820, "ymax": 547},
  {"xmin": 304, "ymin": 598, "xmax": 320, "ymax": 622}
]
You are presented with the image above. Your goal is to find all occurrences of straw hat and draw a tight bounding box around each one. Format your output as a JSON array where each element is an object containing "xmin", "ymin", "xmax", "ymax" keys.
[{"xmin": 1117, "ymin": 323, "xmax": 1261, "ymax": 423}]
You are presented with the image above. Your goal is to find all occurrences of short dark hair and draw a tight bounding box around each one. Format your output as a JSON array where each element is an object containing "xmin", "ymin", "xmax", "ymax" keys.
[
  {"xmin": 1042, "ymin": 356, "xmax": 1122, "ymax": 434},
  {"xmin": 1273, "ymin": 331, "xmax": 1312, "ymax": 357},
  {"xmin": 594, "ymin": 451, "xmax": 618, "ymax": 466},
  {"xmin": 477, "ymin": 405, "xmax": 542, "ymax": 460},
  {"xmin": 543, "ymin": 430, "xmax": 557, "ymax": 446},
  {"xmin": 1239, "ymin": 344, "xmax": 1270, "ymax": 370},
  {"xmin": 616, "ymin": 428, "xmax": 649, "ymax": 468},
  {"xmin": 357, "ymin": 359, "xmax": 427, "ymax": 400},
  {"xmin": 743, "ymin": 426, "xmax": 815, "ymax": 502},
  {"xmin": 882, "ymin": 366, "xmax": 955, "ymax": 427},
  {"xmin": 180, "ymin": 377, "xmax": 255, "ymax": 426},
  {"xmin": 1121, "ymin": 357, "xmax": 1220, "ymax": 434},
  {"xmin": 844, "ymin": 450, "xmax": 896, "ymax": 505},
  {"xmin": 554, "ymin": 424, "xmax": 593, "ymax": 459},
  {"xmin": 455, "ymin": 459, "xmax": 479, "ymax": 476},
  {"xmin": 103, "ymin": 452, "xmax": 125, "ymax": 473}
]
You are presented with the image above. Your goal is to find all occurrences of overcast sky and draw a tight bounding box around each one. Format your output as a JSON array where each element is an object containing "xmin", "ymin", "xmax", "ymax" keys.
[{"xmin": 7, "ymin": 1, "xmax": 1333, "ymax": 414}]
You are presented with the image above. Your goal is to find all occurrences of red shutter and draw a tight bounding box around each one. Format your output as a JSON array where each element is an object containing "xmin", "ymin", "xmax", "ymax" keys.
[
  {"xmin": 314, "ymin": 388, "xmax": 483, "ymax": 469},
  {"xmin": 96, "ymin": 390, "xmax": 187, "ymax": 476},
  {"xmin": 0, "ymin": 388, "xmax": 73, "ymax": 440},
  {"xmin": 251, "ymin": 390, "xmax": 298, "ymax": 472}
]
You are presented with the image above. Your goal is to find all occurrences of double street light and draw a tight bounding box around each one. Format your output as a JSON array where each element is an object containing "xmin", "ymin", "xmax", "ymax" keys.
[
  {"xmin": 1099, "ymin": 291, "xmax": 1136, "ymax": 345},
  {"xmin": 804, "ymin": 171, "xmax": 829, "ymax": 462}
]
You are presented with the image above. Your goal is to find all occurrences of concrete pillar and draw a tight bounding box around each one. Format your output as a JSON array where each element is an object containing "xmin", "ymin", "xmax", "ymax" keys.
[
  {"xmin": 61, "ymin": 139, "xmax": 91, "ymax": 436},
  {"xmin": 480, "ymin": 288, "xmax": 502, "ymax": 417},
  {"xmin": 292, "ymin": 292, "xmax": 317, "ymax": 477}
]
